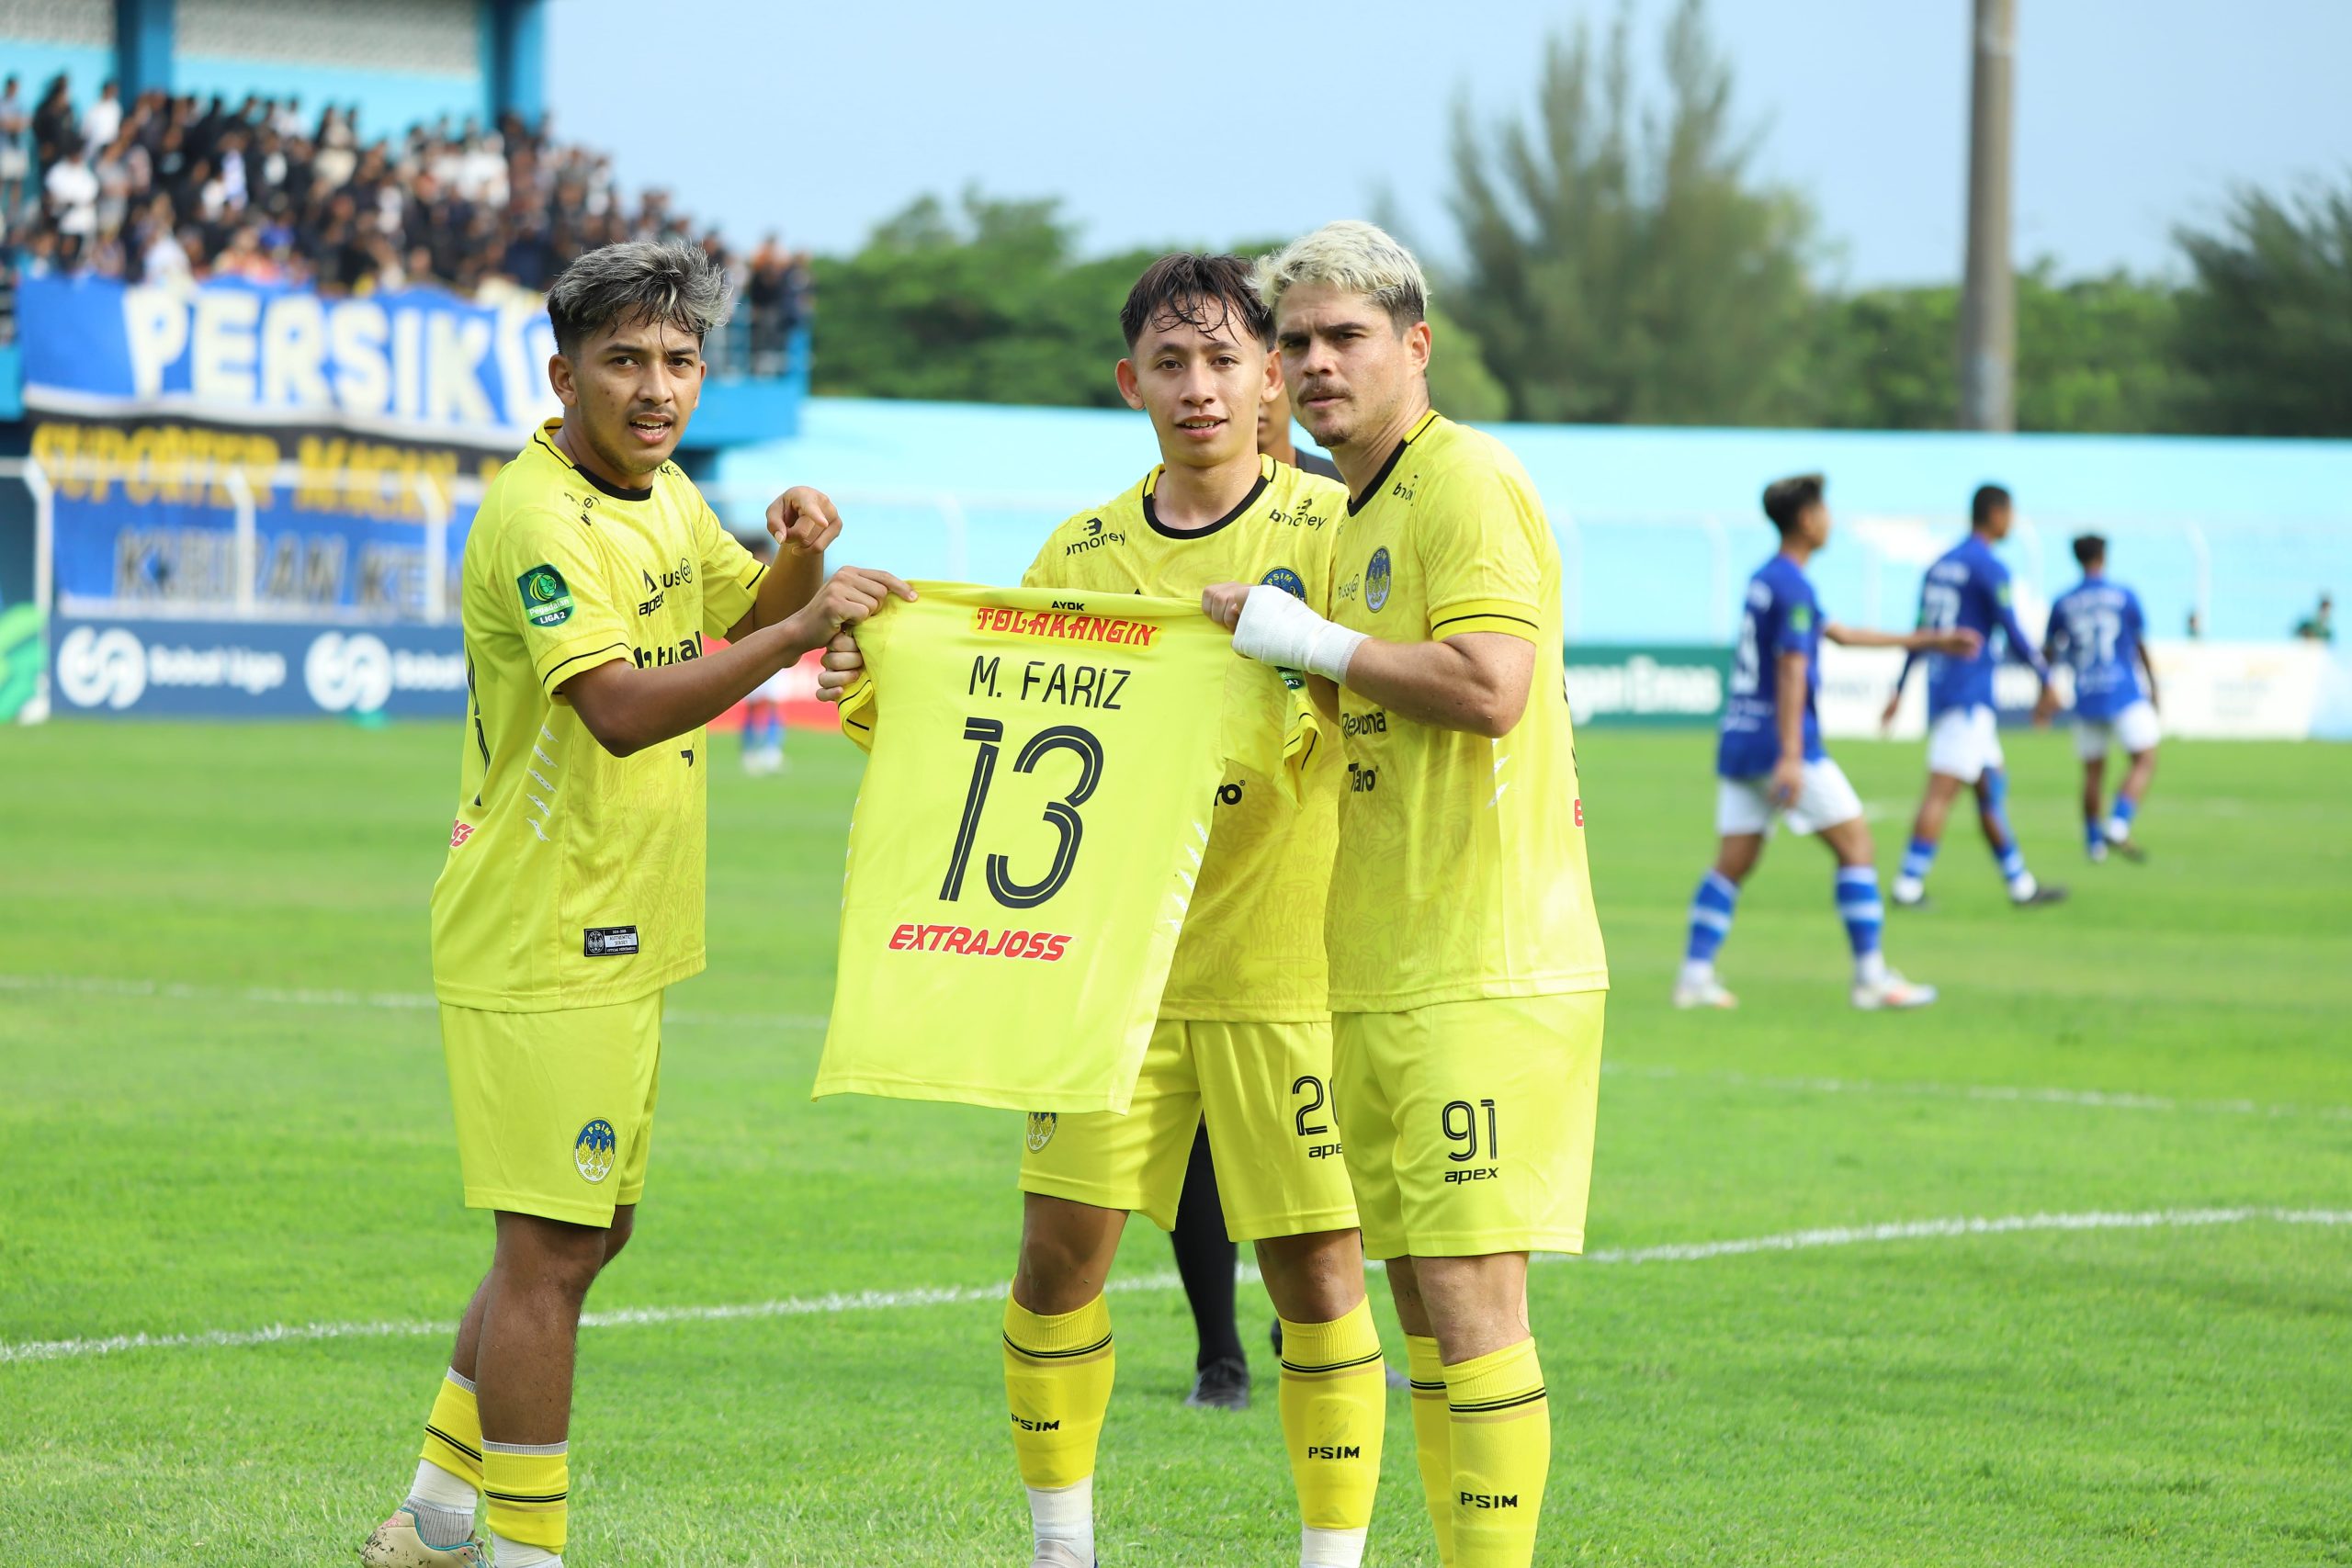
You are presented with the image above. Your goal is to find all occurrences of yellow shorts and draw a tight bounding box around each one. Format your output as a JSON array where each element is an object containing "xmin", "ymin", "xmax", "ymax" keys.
[
  {"xmin": 1334, "ymin": 990, "xmax": 1605, "ymax": 1260},
  {"xmin": 439, "ymin": 993, "xmax": 663, "ymax": 1227},
  {"xmin": 1020, "ymin": 1017, "xmax": 1359, "ymax": 1242}
]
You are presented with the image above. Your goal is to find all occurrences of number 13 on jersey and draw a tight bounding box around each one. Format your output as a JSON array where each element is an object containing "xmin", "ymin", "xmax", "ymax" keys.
[{"xmin": 816, "ymin": 582, "xmax": 1306, "ymax": 1115}]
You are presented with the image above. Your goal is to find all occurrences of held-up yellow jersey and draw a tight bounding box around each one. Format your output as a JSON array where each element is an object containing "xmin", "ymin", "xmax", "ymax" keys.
[
  {"xmin": 820, "ymin": 583, "xmax": 1316, "ymax": 1111},
  {"xmin": 1324, "ymin": 412, "xmax": 1609, "ymax": 1011},
  {"xmin": 1022, "ymin": 456, "xmax": 1345, "ymax": 1022},
  {"xmin": 430, "ymin": 420, "xmax": 765, "ymax": 1011}
]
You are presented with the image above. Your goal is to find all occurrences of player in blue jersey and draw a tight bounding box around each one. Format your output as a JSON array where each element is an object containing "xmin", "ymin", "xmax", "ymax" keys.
[
  {"xmin": 1677, "ymin": 475, "xmax": 1981, "ymax": 1011},
  {"xmin": 2036, "ymin": 534, "xmax": 2159, "ymax": 862},
  {"xmin": 1884, "ymin": 484, "xmax": 2068, "ymax": 909}
]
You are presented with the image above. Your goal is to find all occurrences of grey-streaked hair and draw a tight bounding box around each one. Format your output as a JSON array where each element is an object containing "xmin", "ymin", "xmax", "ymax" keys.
[
  {"xmin": 1253, "ymin": 220, "xmax": 1430, "ymax": 330},
  {"xmin": 545, "ymin": 240, "xmax": 731, "ymax": 356}
]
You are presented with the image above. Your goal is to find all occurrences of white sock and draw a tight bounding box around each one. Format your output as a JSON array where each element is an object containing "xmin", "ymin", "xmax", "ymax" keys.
[
  {"xmin": 1854, "ymin": 950, "xmax": 1888, "ymax": 988},
  {"xmin": 489, "ymin": 1530, "xmax": 560, "ymax": 1568},
  {"xmin": 1029, "ymin": 1476, "xmax": 1094, "ymax": 1562},
  {"xmin": 1302, "ymin": 1524, "xmax": 1368, "ymax": 1567},
  {"xmin": 1679, "ymin": 958, "xmax": 1714, "ymax": 987},
  {"xmin": 404, "ymin": 1458, "xmax": 475, "ymax": 1549},
  {"xmin": 2008, "ymin": 871, "xmax": 2039, "ymax": 900}
]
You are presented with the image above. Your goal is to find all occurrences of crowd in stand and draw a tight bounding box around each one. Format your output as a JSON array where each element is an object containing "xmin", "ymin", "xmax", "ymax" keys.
[{"xmin": 0, "ymin": 72, "xmax": 812, "ymax": 373}]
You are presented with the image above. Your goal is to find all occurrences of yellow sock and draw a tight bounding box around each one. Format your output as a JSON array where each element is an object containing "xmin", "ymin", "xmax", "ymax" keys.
[
  {"xmin": 1443, "ymin": 1339, "xmax": 1550, "ymax": 1568},
  {"xmin": 419, "ymin": 1369, "xmax": 484, "ymax": 1488},
  {"xmin": 1406, "ymin": 1335, "xmax": 1455, "ymax": 1566},
  {"xmin": 1277, "ymin": 1299, "xmax": 1386, "ymax": 1556},
  {"xmin": 1001, "ymin": 1292, "xmax": 1115, "ymax": 1490},
  {"xmin": 481, "ymin": 1438, "xmax": 569, "ymax": 1553}
]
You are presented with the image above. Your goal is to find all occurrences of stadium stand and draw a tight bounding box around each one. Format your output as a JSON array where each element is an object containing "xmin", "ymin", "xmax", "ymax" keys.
[{"xmin": 0, "ymin": 71, "xmax": 813, "ymax": 374}]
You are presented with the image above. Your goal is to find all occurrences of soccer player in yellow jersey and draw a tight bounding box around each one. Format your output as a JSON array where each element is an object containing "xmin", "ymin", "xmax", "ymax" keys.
[
  {"xmin": 820, "ymin": 254, "xmax": 1385, "ymax": 1568},
  {"xmin": 360, "ymin": 241, "xmax": 910, "ymax": 1568},
  {"xmin": 1207, "ymin": 221, "xmax": 1609, "ymax": 1568}
]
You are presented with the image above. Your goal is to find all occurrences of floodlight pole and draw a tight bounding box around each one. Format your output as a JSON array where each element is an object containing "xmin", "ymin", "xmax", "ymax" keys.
[{"xmin": 1958, "ymin": 0, "xmax": 2017, "ymax": 432}]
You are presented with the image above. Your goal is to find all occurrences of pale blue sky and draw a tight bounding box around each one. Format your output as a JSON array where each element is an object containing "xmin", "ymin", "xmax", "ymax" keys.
[{"xmin": 548, "ymin": 0, "xmax": 2352, "ymax": 286}]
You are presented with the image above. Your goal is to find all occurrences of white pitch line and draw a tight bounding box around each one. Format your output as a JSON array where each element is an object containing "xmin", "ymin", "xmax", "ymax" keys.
[
  {"xmin": 6, "ymin": 973, "xmax": 2346, "ymax": 1123},
  {"xmin": 5, "ymin": 1206, "xmax": 2345, "ymax": 1369},
  {"xmin": 1608, "ymin": 1061, "xmax": 2352, "ymax": 1123},
  {"xmin": 0, "ymin": 973, "xmax": 829, "ymax": 1032}
]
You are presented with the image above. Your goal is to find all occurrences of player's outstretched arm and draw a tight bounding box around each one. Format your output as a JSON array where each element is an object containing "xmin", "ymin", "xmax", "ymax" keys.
[
  {"xmin": 1999, "ymin": 597, "xmax": 2053, "ymax": 684},
  {"xmin": 567, "ymin": 567, "xmax": 913, "ymax": 756},
  {"xmin": 1204, "ymin": 581, "xmax": 1533, "ymax": 739},
  {"xmin": 1827, "ymin": 622, "xmax": 1983, "ymax": 657}
]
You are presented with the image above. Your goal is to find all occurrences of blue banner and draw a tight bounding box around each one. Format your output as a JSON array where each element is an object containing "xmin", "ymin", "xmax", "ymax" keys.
[
  {"xmin": 49, "ymin": 615, "xmax": 467, "ymax": 718},
  {"xmin": 29, "ymin": 420, "xmax": 477, "ymax": 619},
  {"xmin": 21, "ymin": 275, "xmax": 557, "ymax": 440}
]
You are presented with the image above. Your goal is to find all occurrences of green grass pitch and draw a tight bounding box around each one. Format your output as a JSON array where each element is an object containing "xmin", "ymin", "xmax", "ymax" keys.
[{"xmin": 0, "ymin": 720, "xmax": 2346, "ymax": 1565}]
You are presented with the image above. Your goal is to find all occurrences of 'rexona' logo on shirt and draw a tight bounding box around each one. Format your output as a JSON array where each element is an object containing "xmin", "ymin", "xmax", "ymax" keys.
[
  {"xmin": 1365, "ymin": 547, "xmax": 1393, "ymax": 612},
  {"xmin": 519, "ymin": 564, "xmax": 574, "ymax": 626}
]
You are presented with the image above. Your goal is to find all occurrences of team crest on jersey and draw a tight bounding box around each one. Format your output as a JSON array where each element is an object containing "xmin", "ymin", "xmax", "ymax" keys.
[
  {"xmin": 574, "ymin": 1119, "xmax": 617, "ymax": 1183},
  {"xmin": 1261, "ymin": 566, "xmax": 1306, "ymax": 600},
  {"xmin": 1025, "ymin": 1111, "xmax": 1058, "ymax": 1152},
  {"xmin": 1365, "ymin": 547, "xmax": 1392, "ymax": 612},
  {"xmin": 519, "ymin": 564, "xmax": 574, "ymax": 626}
]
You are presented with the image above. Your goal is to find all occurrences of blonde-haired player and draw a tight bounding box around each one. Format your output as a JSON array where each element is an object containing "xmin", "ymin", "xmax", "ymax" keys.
[{"xmin": 1206, "ymin": 220, "xmax": 1608, "ymax": 1568}]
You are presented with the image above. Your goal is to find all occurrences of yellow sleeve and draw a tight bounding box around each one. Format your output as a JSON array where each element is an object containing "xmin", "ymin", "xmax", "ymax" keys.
[
  {"xmin": 695, "ymin": 500, "xmax": 767, "ymax": 637},
  {"xmin": 833, "ymin": 592, "xmax": 919, "ymax": 753},
  {"xmin": 837, "ymin": 673, "xmax": 877, "ymax": 751},
  {"xmin": 1414, "ymin": 459, "xmax": 1545, "ymax": 644},
  {"xmin": 1216, "ymin": 658, "xmax": 1318, "ymax": 806},
  {"xmin": 493, "ymin": 505, "xmax": 632, "ymax": 698}
]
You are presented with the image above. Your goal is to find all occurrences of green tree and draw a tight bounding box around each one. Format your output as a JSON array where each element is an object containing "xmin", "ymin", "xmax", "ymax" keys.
[
  {"xmin": 1425, "ymin": 298, "xmax": 1511, "ymax": 423},
  {"xmin": 809, "ymin": 189, "xmax": 1162, "ymax": 407},
  {"xmin": 1814, "ymin": 265, "xmax": 2185, "ymax": 433},
  {"xmin": 1444, "ymin": 0, "xmax": 1820, "ymax": 425},
  {"xmin": 2173, "ymin": 179, "xmax": 2352, "ymax": 436}
]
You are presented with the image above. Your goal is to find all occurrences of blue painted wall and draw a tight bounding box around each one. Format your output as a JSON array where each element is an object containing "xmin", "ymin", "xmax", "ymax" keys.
[
  {"xmin": 1, "ymin": 43, "xmax": 116, "ymax": 97},
  {"xmin": 171, "ymin": 57, "xmax": 485, "ymax": 137}
]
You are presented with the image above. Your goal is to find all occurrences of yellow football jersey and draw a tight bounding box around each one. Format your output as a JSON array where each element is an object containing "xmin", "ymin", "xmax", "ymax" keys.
[
  {"xmin": 1021, "ymin": 456, "xmax": 1345, "ymax": 1022},
  {"xmin": 430, "ymin": 420, "xmax": 764, "ymax": 1011},
  {"xmin": 1324, "ymin": 412, "xmax": 1609, "ymax": 1010},
  {"xmin": 821, "ymin": 582, "xmax": 1314, "ymax": 1112}
]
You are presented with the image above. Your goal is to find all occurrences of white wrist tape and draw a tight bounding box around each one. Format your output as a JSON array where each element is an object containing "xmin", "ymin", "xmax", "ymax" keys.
[{"xmin": 1231, "ymin": 583, "xmax": 1367, "ymax": 684}]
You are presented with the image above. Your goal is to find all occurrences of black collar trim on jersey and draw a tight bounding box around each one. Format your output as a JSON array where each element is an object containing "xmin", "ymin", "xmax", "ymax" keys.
[
  {"xmin": 1346, "ymin": 410, "xmax": 1440, "ymax": 515},
  {"xmin": 536, "ymin": 425, "xmax": 656, "ymax": 502},
  {"xmin": 1141, "ymin": 457, "xmax": 1273, "ymax": 540}
]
